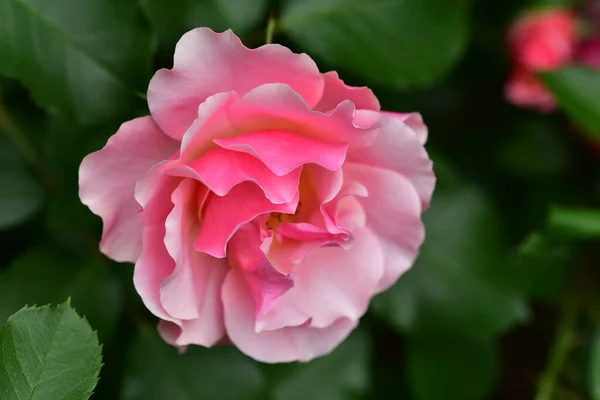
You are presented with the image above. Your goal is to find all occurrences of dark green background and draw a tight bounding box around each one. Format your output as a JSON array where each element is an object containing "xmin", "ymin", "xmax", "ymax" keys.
[{"xmin": 1, "ymin": 0, "xmax": 600, "ymax": 399}]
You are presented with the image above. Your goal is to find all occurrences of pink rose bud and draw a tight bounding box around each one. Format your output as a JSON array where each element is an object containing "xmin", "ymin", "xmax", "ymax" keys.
[
  {"xmin": 576, "ymin": 38, "xmax": 600, "ymax": 68},
  {"xmin": 505, "ymin": 69, "xmax": 557, "ymax": 112},
  {"xmin": 509, "ymin": 8, "xmax": 577, "ymax": 71},
  {"xmin": 78, "ymin": 29, "xmax": 435, "ymax": 363}
]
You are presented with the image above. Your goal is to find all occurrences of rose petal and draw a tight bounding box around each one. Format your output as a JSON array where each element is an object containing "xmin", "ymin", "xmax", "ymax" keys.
[
  {"xmin": 171, "ymin": 147, "xmax": 302, "ymax": 204},
  {"xmin": 222, "ymin": 269, "xmax": 357, "ymax": 363},
  {"xmin": 343, "ymin": 163, "xmax": 425, "ymax": 292},
  {"xmin": 214, "ymin": 130, "xmax": 348, "ymax": 176},
  {"xmin": 194, "ymin": 181, "xmax": 299, "ymax": 258},
  {"xmin": 348, "ymin": 111, "xmax": 435, "ymax": 208},
  {"xmin": 79, "ymin": 116, "xmax": 178, "ymax": 262},
  {"xmin": 314, "ymin": 71, "xmax": 380, "ymax": 112},
  {"xmin": 259, "ymin": 227, "xmax": 384, "ymax": 331},
  {"xmin": 382, "ymin": 112, "xmax": 428, "ymax": 145},
  {"xmin": 148, "ymin": 28, "xmax": 324, "ymax": 140}
]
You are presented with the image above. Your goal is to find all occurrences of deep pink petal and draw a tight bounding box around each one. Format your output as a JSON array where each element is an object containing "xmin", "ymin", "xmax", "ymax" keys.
[
  {"xmin": 79, "ymin": 116, "xmax": 178, "ymax": 262},
  {"xmin": 314, "ymin": 71, "xmax": 380, "ymax": 112},
  {"xmin": 214, "ymin": 130, "xmax": 348, "ymax": 175},
  {"xmin": 194, "ymin": 182, "xmax": 299, "ymax": 258},
  {"xmin": 228, "ymin": 224, "xmax": 294, "ymax": 323},
  {"xmin": 343, "ymin": 163, "xmax": 425, "ymax": 292},
  {"xmin": 222, "ymin": 269, "xmax": 357, "ymax": 363},
  {"xmin": 148, "ymin": 28, "xmax": 324, "ymax": 140},
  {"xmin": 347, "ymin": 111, "xmax": 435, "ymax": 208},
  {"xmin": 171, "ymin": 147, "xmax": 301, "ymax": 204}
]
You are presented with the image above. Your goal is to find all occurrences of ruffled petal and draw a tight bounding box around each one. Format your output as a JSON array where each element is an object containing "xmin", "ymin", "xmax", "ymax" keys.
[
  {"xmin": 259, "ymin": 227, "xmax": 384, "ymax": 331},
  {"xmin": 194, "ymin": 181, "xmax": 299, "ymax": 258},
  {"xmin": 343, "ymin": 163, "xmax": 425, "ymax": 292},
  {"xmin": 148, "ymin": 28, "xmax": 324, "ymax": 140},
  {"xmin": 171, "ymin": 147, "xmax": 302, "ymax": 204},
  {"xmin": 214, "ymin": 130, "xmax": 348, "ymax": 176},
  {"xmin": 222, "ymin": 269, "xmax": 357, "ymax": 363},
  {"xmin": 314, "ymin": 71, "xmax": 380, "ymax": 112},
  {"xmin": 79, "ymin": 116, "xmax": 178, "ymax": 262},
  {"xmin": 347, "ymin": 111, "xmax": 435, "ymax": 208}
]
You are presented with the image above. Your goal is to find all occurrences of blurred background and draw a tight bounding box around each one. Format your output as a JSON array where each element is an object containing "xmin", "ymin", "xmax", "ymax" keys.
[{"xmin": 1, "ymin": 0, "xmax": 600, "ymax": 399}]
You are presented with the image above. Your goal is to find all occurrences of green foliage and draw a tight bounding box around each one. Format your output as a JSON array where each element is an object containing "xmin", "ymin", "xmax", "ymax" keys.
[
  {"xmin": 139, "ymin": 0, "xmax": 266, "ymax": 48},
  {"xmin": 0, "ymin": 0, "xmax": 152, "ymax": 124},
  {"xmin": 542, "ymin": 67, "xmax": 600, "ymax": 139},
  {"xmin": 266, "ymin": 330, "xmax": 370, "ymax": 400},
  {"xmin": 372, "ymin": 158, "xmax": 527, "ymax": 338},
  {"xmin": 0, "ymin": 248, "xmax": 122, "ymax": 340},
  {"xmin": 122, "ymin": 328, "xmax": 266, "ymax": 400},
  {"xmin": 0, "ymin": 302, "xmax": 102, "ymax": 400},
  {"xmin": 407, "ymin": 336, "xmax": 498, "ymax": 400},
  {"xmin": 0, "ymin": 170, "xmax": 43, "ymax": 229},
  {"xmin": 281, "ymin": 0, "xmax": 470, "ymax": 88},
  {"xmin": 0, "ymin": 1, "xmax": 599, "ymax": 399},
  {"xmin": 548, "ymin": 206, "xmax": 600, "ymax": 239}
]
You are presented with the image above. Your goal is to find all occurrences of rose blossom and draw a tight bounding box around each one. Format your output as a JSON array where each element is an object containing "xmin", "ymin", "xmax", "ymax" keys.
[
  {"xmin": 79, "ymin": 28, "xmax": 435, "ymax": 362},
  {"xmin": 505, "ymin": 8, "xmax": 577, "ymax": 111},
  {"xmin": 508, "ymin": 8, "xmax": 577, "ymax": 71}
]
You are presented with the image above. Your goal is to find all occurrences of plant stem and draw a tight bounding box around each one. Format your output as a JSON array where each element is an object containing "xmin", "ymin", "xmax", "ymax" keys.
[
  {"xmin": 534, "ymin": 298, "xmax": 579, "ymax": 400},
  {"xmin": 265, "ymin": 14, "xmax": 277, "ymax": 44},
  {"xmin": 0, "ymin": 101, "xmax": 57, "ymax": 192}
]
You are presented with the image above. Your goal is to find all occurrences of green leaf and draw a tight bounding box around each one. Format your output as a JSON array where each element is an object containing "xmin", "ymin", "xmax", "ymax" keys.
[
  {"xmin": 266, "ymin": 330, "xmax": 370, "ymax": 400},
  {"xmin": 372, "ymin": 158, "xmax": 527, "ymax": 337},
  {"xmin": 0, "ymin": 248, "xmax": 122, "ymax": 341},
  {"xmin": 513, "ymin": 231, "xmax": 573, "ymax": 298},
  {"xmin": 0, "ymin": 170, "xmax": 43, "ymax": 230},
  {"xmin": 281, "ymin": 0, "xmax": 469, "ymax": 88},
  {"xmin": 497, "ymin": 117, "xmax": 570, "ymax": 179},
  {"xmin": 123, "ymin": 328, "xmax": 266, "ymax": 400},
  {"xmin": 547, "ymin": 206, "xmax": 600, "ymax": 239},
  {"xmin": 590, "ymin": 330, "xmax": 600, "ymax": 400},
  {"xmin": 215, "ymin": 0, "xmax": 267, "ymax": 33},
  {"xmin": 407, "ymin": 336, "xmax": 498, "ymax": 400},
  {"xmin": 541, "ymin": 67, "xmax": 600, "ymax": 139},
  {"xmin": 0, "ymin": 0, "xmax": 152, "ymax": 124},
  {"xmin": 0, "ymin": 302, "xmax": 102, "ymax": 400},
  {"xmin": 140, "ymin": 0, "xmax": 266, "ymax": 48}
]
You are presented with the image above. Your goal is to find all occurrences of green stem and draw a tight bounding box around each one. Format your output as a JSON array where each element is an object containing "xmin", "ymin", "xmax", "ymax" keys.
[
  {"xmin": 534, "ymin": 298, "xmax": 579, "ymax": 400},
  {"xmin": 265, "ymin": 15, "xmax": 277, "ymax": 44},
  {"xmin": 0, "ymin": 101, "xmax": 57, "ymax": 192}
]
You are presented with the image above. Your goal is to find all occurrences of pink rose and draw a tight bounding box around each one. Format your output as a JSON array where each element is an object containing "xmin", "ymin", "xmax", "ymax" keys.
[
  {"xmin": 505, "ymin": 69, "xmax": 556, "ymax": 112},
  {"xmin": 576, "ymin": 38, "xmax": 600, "ymax": 68},
  {"xmin": 505, "ymin": 8, "xmax": 577, "ymax": 111},
  {"xmin": 509, "ymin": 8, "xmax": 577, "ymax": 71},
  {"xmin": 79, "ymin": 29, "xmax": 435, "ymax": 362}
]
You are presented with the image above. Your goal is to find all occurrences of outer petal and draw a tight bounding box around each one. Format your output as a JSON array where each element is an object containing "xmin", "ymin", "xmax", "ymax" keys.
[
  {"xmin": 158, "ymin": 254, "xmax": 228, "ymax": 347},
  {"xmin": 148, "ymin": 28, "xmax": 324, "ymax": 140},
  {"xmin": 259, "ymin": 228, "xmax": 385, "ymax": 331},
  {"xmin": 222, "ymin": 269, "xmax": 357, "ymax": 363},
  {"xmin": 135, "ymin": 179, "xmax": 227, "ymax": 347},
  {"xmin": 505, "ymin": 69, "xmax": 556, "ymax": 112},
  {"xmin": 343, "ymin": 163, "xmax": 425, "ymax": 292},
  {"xmin": 382, "ymin": 112, "xmax": 428, "ymax": 145},
  {"xmin": 79, "ymin": 116, "xmax": 178, "ymax": 262},
  {"xmin": 347, "ymin": 111, "xmax": 435, "ymax": 208},
  {"xmin": 314, "ymin": 71, "xmax": 380, "ymax": 112}
]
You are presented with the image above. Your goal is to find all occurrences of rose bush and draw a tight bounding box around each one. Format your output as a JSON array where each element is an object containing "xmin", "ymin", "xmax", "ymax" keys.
[
  {"xmin": 79, "ymin": 28, "xmax": 435, "ymax": 363},
  {"xmin": 505, "ymin": 8, "xmax": 577, "ymax": 112}
]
